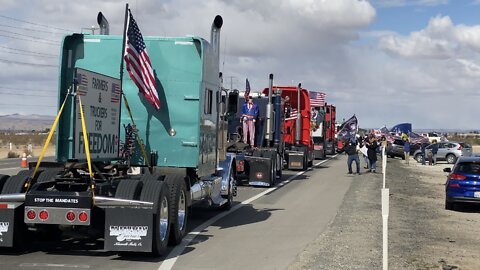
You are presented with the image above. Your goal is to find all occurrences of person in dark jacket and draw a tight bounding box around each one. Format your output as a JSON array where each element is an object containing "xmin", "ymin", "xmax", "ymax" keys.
[
  {"xmin": 366, "ymin": 136, "xmax": 378, "ymax": 173},
  {"xmin": 403, "ymin": 138, "xmax": 411, "ymax": 165},
  {"xmin": 420, "ymin": 141, "xmax": 428, "ymax": 165},
  {"xmin": 431, "ymin": 140, "xmax": 439, "ymax": 165},
  {"xmin": 344, "ymin": 139, "xmax": 361, "ymax": 175}
]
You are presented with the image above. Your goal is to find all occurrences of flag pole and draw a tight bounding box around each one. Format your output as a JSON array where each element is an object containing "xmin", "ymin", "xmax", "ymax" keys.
[{"xmin": 120, "ymin": 3, "xmax": 129, "ymax": 84}]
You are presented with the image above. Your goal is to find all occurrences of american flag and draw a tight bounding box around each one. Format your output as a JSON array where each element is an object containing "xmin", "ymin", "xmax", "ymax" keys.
[
  {"xmin": 123, "ymin": 10, "xmax": 160, "ymax": 110},
  {"xmin": 285, "ymin": 108, "xmax": 298, "ymax": 121},
  {"xmin": 111, "ymin": 82, "xmax": 121, "ymax": 103},
  {"xmin": 77, "ymin": 73, "xmax": 88, "ymax": 96},
  {"xmin": 309, "ymin": 91, "xmax": 326, "ymax": 107},
  {"xmin": 244, "ymin": 78, "xmax": 250, "ymax": 101}
]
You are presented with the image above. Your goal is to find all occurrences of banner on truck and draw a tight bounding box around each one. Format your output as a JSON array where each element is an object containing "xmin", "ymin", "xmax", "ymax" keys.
[{"xmin": 73, "ymin": 68, "xmax": 121, "ymax": 160}]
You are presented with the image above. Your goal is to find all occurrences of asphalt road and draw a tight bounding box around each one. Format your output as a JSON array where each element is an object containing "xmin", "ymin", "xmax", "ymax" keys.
[
  {"xmin": 0, "ymin": 156, "xmax": 56, "ymax": 176},
  {"xmin": 0, "ymin": 155, "xmax": 351, "ymax": 270}
]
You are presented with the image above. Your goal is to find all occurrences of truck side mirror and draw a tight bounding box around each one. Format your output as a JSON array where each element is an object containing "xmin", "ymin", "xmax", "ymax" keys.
[{"xmin": 227, "ymin": 91, "xmax": 238, "ymax": 115}]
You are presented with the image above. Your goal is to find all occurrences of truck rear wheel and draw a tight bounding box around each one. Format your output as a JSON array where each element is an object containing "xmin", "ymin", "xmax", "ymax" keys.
[
  {"xmin": 140, "ymin": 180, "xmax": 170, "ymax": 256},
  {"xmin": 1, "ymin": 175, "xmax": 29, "ymax": 194},
  {"xmin": 115, "ymin": 180, "xmax": 142, "ymax": 200},
  {"xmin": 275, "ymin": 153, "xmax": 282, "ymax": 180},
  {"xmin": 36, "ymin": 168, "xmax": 62, "ymax": 183},
  {"xmin": 164, "ymin": 174, "xmax": 188, "ymax": 245},
  {"xmin": 0, "ymin": 174, "xmax": 9, "ymax": 192}
]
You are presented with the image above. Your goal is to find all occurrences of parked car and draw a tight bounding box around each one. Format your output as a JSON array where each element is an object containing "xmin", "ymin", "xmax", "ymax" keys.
[
  {"xmin": 413, "ymin": 142, "xmax": 473, "ymax": 164},
  {"xmin": 444, "ymin": 157, "xmax": 480, "ymax": 210},
  {"xmin": 386, "ymin": 138, "xmax": 420, "ymax": 159}
]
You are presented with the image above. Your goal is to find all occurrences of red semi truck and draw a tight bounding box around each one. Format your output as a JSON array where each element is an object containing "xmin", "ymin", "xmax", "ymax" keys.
[
  {"xmin": 264, "ymin": 85, "xmax": 314, "ymax": 170},
  {"xmin": 311, "ymin": 103, "xmax": 337, "ymax": 158}
]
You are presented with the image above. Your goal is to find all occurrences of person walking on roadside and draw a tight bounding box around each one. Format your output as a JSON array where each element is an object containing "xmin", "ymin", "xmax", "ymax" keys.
[
  {"xmin": 359, "ymin": 136, "xmax": 369, "ymax": 169},
  {"xmin": 403, "ymin": 138, "xmax": 411, "ymax": 165},
  {"xmin": 344, "ymin": 138, "xmax": 361, "ymax": 175},
  {"xmin": 431, "ymin": 140, "xmax": 439, "ymax": 165},
  {"xmin": 366, "ymin": 136, "xmax": 378, "ymax": 173},
  {"xmin": 420, "ymin": 141, "xmax": 428, "ymax": 165}
]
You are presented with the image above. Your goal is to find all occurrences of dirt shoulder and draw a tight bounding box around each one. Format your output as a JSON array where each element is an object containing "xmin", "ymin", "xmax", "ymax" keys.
[
  {"xmin": 0, "ymin": 145, "xmax": 55, "ymax": 159},
  {"xmin": 288, "ymin": 156, "xmax": 480, "ymax": 270}
]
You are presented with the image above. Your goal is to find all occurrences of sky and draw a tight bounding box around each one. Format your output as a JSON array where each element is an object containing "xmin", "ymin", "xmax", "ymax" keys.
[{"xmin": 0, "ymin": 0, "xmax": 479, "ymax": 130}]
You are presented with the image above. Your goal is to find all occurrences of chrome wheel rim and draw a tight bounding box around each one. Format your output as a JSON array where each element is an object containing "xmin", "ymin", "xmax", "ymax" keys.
[
  {"xmin": 159, "ymin": 197, "xmax": 169, "ymax": 241},
  {"xmin": 447, "ymin": 155, "xmax": 455, "ymax": 164},
  {"xmin": 178, "ymin": 189, "xmax": 186, "ymax": 231}
]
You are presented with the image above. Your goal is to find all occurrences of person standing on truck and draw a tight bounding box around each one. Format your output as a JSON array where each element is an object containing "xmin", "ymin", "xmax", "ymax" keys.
[
  {"xmin": 344, "ymin": 138, "xmax": 361, "ymax": 175},
  {"xmin": 241, "ymin": 96, "xmax": 259, "ymax": 147}
]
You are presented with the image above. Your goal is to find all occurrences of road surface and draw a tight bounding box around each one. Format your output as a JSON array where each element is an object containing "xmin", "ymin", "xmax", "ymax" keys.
[{"xmin": 0, "ymin": 155, "xmax": 352, "ymax": 270}]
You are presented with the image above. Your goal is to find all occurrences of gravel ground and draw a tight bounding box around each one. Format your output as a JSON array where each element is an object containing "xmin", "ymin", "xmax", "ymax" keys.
[{"xmin": 288, "ymin": 156, "xmax": 480, "ymax": 270}]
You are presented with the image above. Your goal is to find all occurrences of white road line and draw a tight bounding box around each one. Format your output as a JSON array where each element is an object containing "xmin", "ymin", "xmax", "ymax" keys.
[
  {"xmin": 158, "ymin": 155, "xmax": 338, "ymax": 270},
  {"xmin": 19, "ymin": 263, "xmax": 90, "ymax": 268},
  {"xmin": 0, "ymin": 166, "xmax": 19, "ymax": 171}
]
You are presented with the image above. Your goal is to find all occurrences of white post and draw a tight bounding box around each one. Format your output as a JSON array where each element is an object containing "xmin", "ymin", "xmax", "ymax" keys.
[
  {"xmin": 382, "ymin": 188, "xmax": 389, "ymax": 270},
  {"xmin": 9, "ymin": 142, "xmax": 12, "ymax": 151},
  {"xmin": 382, "ymin": 146, "xmax": 387, "ymax": 189}
]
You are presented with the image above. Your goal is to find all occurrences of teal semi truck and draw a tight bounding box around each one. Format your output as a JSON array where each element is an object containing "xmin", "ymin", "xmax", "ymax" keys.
[{"xmin": 0, "ymin": 13, "xmax": 235, "ymax": 256}]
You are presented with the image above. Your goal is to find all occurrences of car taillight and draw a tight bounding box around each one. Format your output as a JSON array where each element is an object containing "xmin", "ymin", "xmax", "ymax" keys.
[
  {"xmin": 449, "ymin": 173, "xmax": 467, "ymax": 180},
  {"xmin": 78, "ymin": 212, "xmax": 88, "ymax": 222},
  {"xmin": 26, "ymin": 209, "xmax": 36, "ymax": 220},
  {"xmin": 39, "ymin": 210, "xmax": 49, "ymax": 220},
  {"xmin": 66, "ymin": 211, "xmax": 76, "ymax": 222}
]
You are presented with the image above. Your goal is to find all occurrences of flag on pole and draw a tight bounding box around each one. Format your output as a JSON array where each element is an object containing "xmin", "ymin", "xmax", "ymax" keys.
[
  {"xmin": 123, "ymin": 10, "xmax": 160, "ymax": 110},
  {"xmin": 337, "ymin": 115, "xmax": 358, "ymax": 141},
  {"xmin": 309, "ymin": 91, "xmax": 326, "ymax": 107},
  {"xmin": 244, "ymin": 78, "xmax": 251, "ymax": 101}
]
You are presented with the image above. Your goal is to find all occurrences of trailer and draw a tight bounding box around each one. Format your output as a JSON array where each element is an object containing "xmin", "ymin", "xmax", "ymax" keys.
[
  {"xmin": 225, "ymin": 74, "xmax": 283, "ymax": 187},
  {"xmin": 271, "ymin": 85, "xmax": 314, "ymax": 171},
  {"xmin": 0, "ymin": 12, "xmax": 235, "ymax": 256}
]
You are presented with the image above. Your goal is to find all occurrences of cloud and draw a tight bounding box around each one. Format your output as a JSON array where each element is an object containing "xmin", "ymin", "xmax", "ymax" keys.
[{"xmin": 375, "ymin": 0, "xmax": 448, "ymax": 7}]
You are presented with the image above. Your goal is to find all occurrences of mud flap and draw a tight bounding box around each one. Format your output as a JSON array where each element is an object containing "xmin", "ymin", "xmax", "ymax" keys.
[
  {"xmin": 0, "ymin": 203, "xmax": 23, "ymax": 248},
  {"xmin": 246, "ymin": 156, "xmax": 273, "ymax": 187},
  {"xmin": 286, "ymin": 151, "xmax": 305, "ymax": 170},
  {"xmin": 104, "ymin": 207, "xmax": 153, "ymax": 252}
]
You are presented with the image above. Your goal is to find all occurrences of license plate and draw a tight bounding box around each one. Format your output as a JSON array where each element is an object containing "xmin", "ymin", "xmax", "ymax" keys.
[{"xmin": 474, "ymin": 192, "xmax": 480, "ymax": 198}]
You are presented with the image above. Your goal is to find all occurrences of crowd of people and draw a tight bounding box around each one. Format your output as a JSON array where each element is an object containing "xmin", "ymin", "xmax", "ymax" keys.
[{"xmin": 343, "ymin": 133, "xmax": 440, "ymax": 175}]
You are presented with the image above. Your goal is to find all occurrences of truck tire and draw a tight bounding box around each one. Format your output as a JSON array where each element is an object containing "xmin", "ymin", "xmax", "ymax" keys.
[
  {"xmin": 269, "ymin": 156, "xmax": 276, "ymax": 187},
  {"xmin": 164, "ymin": 174, "xmax": 188, "ymax": 245},
  {"xmin": 0, "ymin": 174, "xmax": 9, "ymax": 192},
  {"xmin": 115, "ymin": 180, "xmax": 142, "ymax": 200},
  {"xmin": 275, "ymin": 153, "xmax": 282, "ymax": 180},
  {"xmin": 17, "ymin": 169, "xmax": 35, "ymax": 176},
  {"xmin": 302, "ymin": 149, "xmax": 308, "ymax": 171},
  {"xmin": 220, "ymin": 166, "xmax": 235, "ymax": 211},
  {"xmin": 139, "ymin": 180, "xmax": 170, "ymax": 256},
  {"xmin": 36, "ymin": 168, "xmax": 61, "ymax": 183},
  {"xmin": 1, "ymin": 175, "xmax": 29, "ymax": 194}
]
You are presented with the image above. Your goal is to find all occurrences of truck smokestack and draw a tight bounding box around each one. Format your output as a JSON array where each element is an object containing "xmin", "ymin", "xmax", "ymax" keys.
[
  {"xmin": 296, "ymin": 83, "xmax": 302, "ymax": 144},
  {"xmin": 210, "ymin": 15, "xmax": 223, "ymax": 61},
  {"xmin": 97, "ymin": 12, "xmax": 109, "ymax": 35},
  {"xmin": 265, "ymin": 73, "xmax": 274, "ymax": 143}
]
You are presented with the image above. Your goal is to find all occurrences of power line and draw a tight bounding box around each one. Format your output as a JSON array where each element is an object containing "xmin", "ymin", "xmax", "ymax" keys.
[
  {"xmin": 0, "ymin": 50, "xmax": 57, "ymax": 58},
  {"xmin": 0, "ymin": 103, "xmax": 56, "ymax": 107},
  {"xmin": 0, "ymin": 86, "xmax": 56, "ymax": 92},
  {"xmin": 0, "ymin": 14, "xmax": 74, "ymax": 32},
  {"xmin": 0, "ymin": 23, "xmax": 65, "ymax": 35},
  {"xmin": 0, "ymin": 33, "xmax": 60, "ymax": 45},
  {"xmin": 0, "ymin": 29, "xmax": 59, "ymax": 43},
  {"xmin": 0, "ymin": 45, "xmax": 58, "ymax": 57},
  {"xmin": 0, "ymin": 91, "xmax": 56, "ymax": 98},
  {"xmin": 0, "ymin": 58, "xmax": 58, "ymax": 67}
]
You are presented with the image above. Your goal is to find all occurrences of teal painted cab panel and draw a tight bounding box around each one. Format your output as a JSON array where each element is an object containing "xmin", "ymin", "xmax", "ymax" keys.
[{"xmin": 57, "ymin": 34, "xmax": 219, "ymax": 175}]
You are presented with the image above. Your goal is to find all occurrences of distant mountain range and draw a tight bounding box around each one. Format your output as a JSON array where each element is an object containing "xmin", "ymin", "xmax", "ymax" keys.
[{"xmin": 0, "ymin": 114, "xmax": 55, "ymax": 131}]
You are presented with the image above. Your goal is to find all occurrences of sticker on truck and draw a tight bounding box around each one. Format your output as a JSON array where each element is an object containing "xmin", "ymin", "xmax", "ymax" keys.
[
  {"xmin": 0, "ymin": 222, "xmax": 9, "ymax": 242},
  {"xmin": 73, "ymin": 68, "xmax": 121, "ymax": 160}
]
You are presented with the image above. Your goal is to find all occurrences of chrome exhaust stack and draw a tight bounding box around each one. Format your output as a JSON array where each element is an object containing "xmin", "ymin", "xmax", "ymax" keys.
[
  {"xmin": 97, "ymin": 12, "xmax": 110, "ymax": 35},
  {"xmin": 265, "ymin": 74, "xmax": 274, "ymax": 143},
  {"xmin": 296, "ymin": 83, "xmax": 302, "ymax": 145},
  {"xmin": 210, "ymin": 15, "xmax": 223, "ymax": 61}
]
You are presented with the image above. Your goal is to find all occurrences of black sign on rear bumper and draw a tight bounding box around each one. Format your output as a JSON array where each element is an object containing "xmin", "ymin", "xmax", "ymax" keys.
[
  {"xmin": 104, "ymin": 207, "xmax": 153, "ymax": 252},
  {"xmin": 0, "ymin": 203, "xmax": 23, "ymax": 247}
]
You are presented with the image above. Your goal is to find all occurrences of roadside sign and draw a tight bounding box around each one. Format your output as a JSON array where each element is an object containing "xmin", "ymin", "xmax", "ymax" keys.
[{"xmin": 73, "ymin": 68, "xmax": 121, "ymax": 160}]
